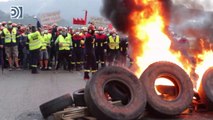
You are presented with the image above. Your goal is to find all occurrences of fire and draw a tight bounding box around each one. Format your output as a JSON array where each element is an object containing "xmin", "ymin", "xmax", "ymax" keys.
[
  {"xmin": 155, "ymin": 78, "xmax": 174, "ymax": 86},
  {"xmin": 155, "ymin": 78, "xmax": 176, "ymax": 97},
  {"xmin": 129, "ymin": 0, "xmax": 213, "ymax": 91},
  {"xmin": 130, "ymin": 0, "xmax": 188, "ymax": 76},
  {"xmin": 195, "ymin": 47, "xmax": 213, "ymax": 91}
]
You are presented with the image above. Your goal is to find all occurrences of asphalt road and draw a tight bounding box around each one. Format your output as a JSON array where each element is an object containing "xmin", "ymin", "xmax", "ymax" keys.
[
  {"xmin": 0, "ymin": 69, "xmax": 213, "ymax": 120},
  {"xmin": 0, "ymin": 69, "xmax": 86, "ymax": 120}
]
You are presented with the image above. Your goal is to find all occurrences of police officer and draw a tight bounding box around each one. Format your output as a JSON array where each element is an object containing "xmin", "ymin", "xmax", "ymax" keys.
[
  {"xmin": 27, "ymin": 26, "xmax": 42, "ymax": 74},
  {"xmin": 107, "ymin": 30, "xmax": 120, "ymax": 66},
  {"xmin": 95, "ymin": 27, "xmax": 107, "ymax": 69},
  {"xmin": 1, "ymin": 21, "xmax": 20, "ymax": 70},
  {"xmin": 55, "ymin": 28, "xmax": 72, "ymax": 71},
  {"xmin": 84, "ymin": 25, "xmax": 97, "ymax": 80}
]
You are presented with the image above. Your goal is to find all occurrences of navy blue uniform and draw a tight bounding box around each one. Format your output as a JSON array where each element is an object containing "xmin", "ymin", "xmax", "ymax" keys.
[
  {"xmin": 72, "ymin": 34, "xmax": 83, "ymax": 70},
  {"xmin": 95, "ymin": 33, "xmax": 107, "ymax": 68},
  {"xmin": 84, "ymin": 33, "xmax": 96, "ymax": 79}
]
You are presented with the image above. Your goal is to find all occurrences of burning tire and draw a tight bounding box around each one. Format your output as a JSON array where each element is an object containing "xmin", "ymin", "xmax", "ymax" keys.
[
  {"xmin": 106, "ymin": 83, "xmax": 129, "ymax": 105},
  {"xmin": 198, "ymin": 67, "xmax": 213, "ymax": 110},
  {"xmin": 85, "ymin": 66, "xmax": 147, "ymax": 120},
  {"xmin": 73, "ymin": 89, "xmax": 86, "ymax": 107},
  {"xmin": 39, "ymin": 94, "xmax": 73, "ymax": 118},
  {"xmin": 140, "ymin": 61, "xmax": 194, "ymax": 116}
]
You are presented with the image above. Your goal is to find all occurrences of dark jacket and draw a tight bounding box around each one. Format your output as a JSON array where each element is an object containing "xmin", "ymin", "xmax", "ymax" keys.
[{"xmin": 84, "ymin": 33, "xmax": 95, "ymax": 54}]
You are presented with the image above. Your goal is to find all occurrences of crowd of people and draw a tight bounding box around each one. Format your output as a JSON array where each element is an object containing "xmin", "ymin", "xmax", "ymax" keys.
[{"xmin": 0, "ymin": 21, "xmax": 131, "ymax": 79}]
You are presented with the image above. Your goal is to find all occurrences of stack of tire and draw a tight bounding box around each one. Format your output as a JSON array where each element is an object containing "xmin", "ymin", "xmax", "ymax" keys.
[
  {"xmin": 39, "ymin": 90, "xmax": 87, "ymax": 119},
  {"xmin": 39, "ymin": 66, "xmax": 147, "ymax": 119},
  {"xmin": 39, "ymin": 94, "xmax": 74, "ymax": 119},
  {"xmin": 140, "ymin": 61, "xmax": 194, "ymax": 116},
  {"xmin": 198, "ymin": 67, "xmax": 213, "ymax": 111},
  {"xmin": 39, "ymin": 61, "xmax": 195, "ymax": 120},
  {"xmin": 39, "ymin": 91, "xmax": 85, "ymax": 119},
  {"xmin": 84, "ymin": 66, "xmax": 147, "ymax": 120}
]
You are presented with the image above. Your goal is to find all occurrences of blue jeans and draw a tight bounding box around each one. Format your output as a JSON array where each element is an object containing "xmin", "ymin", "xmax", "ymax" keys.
[{"xmin": 22, "ymin": 47, "xmax": 30, "ymax": 68}]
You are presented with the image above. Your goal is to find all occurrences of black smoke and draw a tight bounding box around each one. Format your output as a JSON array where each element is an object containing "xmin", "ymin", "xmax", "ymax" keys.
[
  {"xmin": 101, "ymin": 0, "xmax": 139, "ymax": 33},
  {"xmin": 101, "ymin": 0, "xmax": 213, "ymax": 38},
  {"xmin": 101, "ymin": 0, "xmax": 173, "ymax": 33}
]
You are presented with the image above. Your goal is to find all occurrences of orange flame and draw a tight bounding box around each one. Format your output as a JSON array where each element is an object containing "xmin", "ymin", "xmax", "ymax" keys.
[
  {"xmin": 193, "ymin": 39, "xmax": 213, "ymax": 91},
  {"xmin": 129, "ymin": 0, "xmax": 213, "ymax": 91}
]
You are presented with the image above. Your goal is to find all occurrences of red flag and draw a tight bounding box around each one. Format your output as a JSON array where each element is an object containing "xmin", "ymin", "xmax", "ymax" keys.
[
  {"xmin": 72, "ymin": 10, "xmax": 88, "ymax": 25},
  {"xmin": 73, "ymin": 18, "xmax": 77, "ymax": 24}
]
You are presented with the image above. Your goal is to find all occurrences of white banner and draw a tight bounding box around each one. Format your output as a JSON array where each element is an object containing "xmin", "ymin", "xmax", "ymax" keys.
[{"xmin": 39, "ymin": 11, "xmax": 61, "ymax": 25}]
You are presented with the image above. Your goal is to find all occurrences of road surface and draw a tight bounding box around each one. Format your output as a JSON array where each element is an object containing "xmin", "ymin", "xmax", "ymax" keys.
[
  {"xmin": 0, "ymin": 69, "xmax": 86, "ymax": 120},
  {"xmin": 0, "ymin": 69, "xmax": 213, "ymax": 120}
]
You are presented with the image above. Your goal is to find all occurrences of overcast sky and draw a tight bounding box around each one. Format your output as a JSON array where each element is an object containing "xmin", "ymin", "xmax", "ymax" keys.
[
  {"xmin": 0, "ymin": 0, "xmax": 103, "ymax": 21},
  {"xmin": 172, "ymin": 0, "xmax": 213, "ymax": 11}
]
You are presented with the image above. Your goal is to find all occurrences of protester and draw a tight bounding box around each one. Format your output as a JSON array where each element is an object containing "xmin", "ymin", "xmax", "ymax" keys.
[
  {"xmin": 1, "ymin": 21, "xmax": 21, "ymax": 70},
  {"xmin": 0, "ymin": 21, "xmax": 131, "ymax": 79}
]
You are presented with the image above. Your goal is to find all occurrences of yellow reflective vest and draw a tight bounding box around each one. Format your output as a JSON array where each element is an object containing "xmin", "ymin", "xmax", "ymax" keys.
[
  {"xmin": 40, "ymin": 35, "xmax": 47, "ymax": 50},
  {"xmin": 108, "ymin": 35, "xmax": 120, "ymax": 50},
  {"xmin": 28, "ymin": 31, "xmax": 42, "ymax": 51},
  {"xmin": 57, "ymin": 34, "xmax": 72, "ymax": 51},
  {"xmin": 41, "ymin": 33, "xmax": 52, "ymax": 50},
  {"xmin": 44, "ymin": 33, "xmax": 52, "ymax": 45},
  {"xmin": 3, "ymin": 28, "xmax": 17, "ymax": 44}
]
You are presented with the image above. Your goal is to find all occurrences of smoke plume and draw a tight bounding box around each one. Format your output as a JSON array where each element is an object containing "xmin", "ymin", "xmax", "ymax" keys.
[
  {"xmin": 170, "ymin": 0, "xmax": 213, "ymax": 70},
  {"xmin": 101, "ymin": 0, "xmax": 132, "ymax": 33},
  {"xmin": 172, "ymin": 0, "xmax": 213, "ymax": 11},
  {"xmin": 101, "ymin": 0, "xmax": 173, "ymax": 33},
  {"xmin": 101, "ymin": 0, "xmax": 213, "ymax": 57},
  {"xmin": 171, "ymin": 0, "xmax": 213, "ymax": 39}
]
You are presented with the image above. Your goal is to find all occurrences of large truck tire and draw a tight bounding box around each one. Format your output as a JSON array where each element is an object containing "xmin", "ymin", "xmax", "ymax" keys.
[
  {"xmin": 73, "ymin": 89, "xmax": 86, "ymax": 107},
  {"xmin": 72, "ymin": 87, "xmax": 128, "ymax": 107},
  {"xmin": 106, "ymin": 83, "xmax": 129, "ymax": 105},
  {"xmin": 39, "ymin": 94, "xmax": 73, "ymax": 118},
  {"xmin": 140, "ymin": 61, "xmax": 193, "ymax": 116},
  {"xmin": 85, "ymin": 66, "xmax": 147, "ymax": 120},
  {"xmin": 198, "ymin": 67, "xmax": 213, "ymax": 110}
]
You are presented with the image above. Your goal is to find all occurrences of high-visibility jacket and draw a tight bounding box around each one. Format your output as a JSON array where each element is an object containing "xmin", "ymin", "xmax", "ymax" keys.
[
  {"xmin": 44, "ymin": 33, "xmax": 52, "ymax": 45},
  {"xmin": 3, "ymin": 28, "xmax": 17, "ymax": 44},
  {"xmin": 108, "ymin": 35, "xmax": 120, "ymax": 50},
  {"xmin": 28, "ymin": 31, "xmax": 42, "ymax": 51},
  {"xmin": 40, "ymin": 35, "xmax": 47, "ymax": 50},
  {"xmin": 57, "ymin": 33, "xmax": 72, "ymax": 51},
  {"xmin": 40, "ymin": 33, "xmax": 52, "ymax": 50}
]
